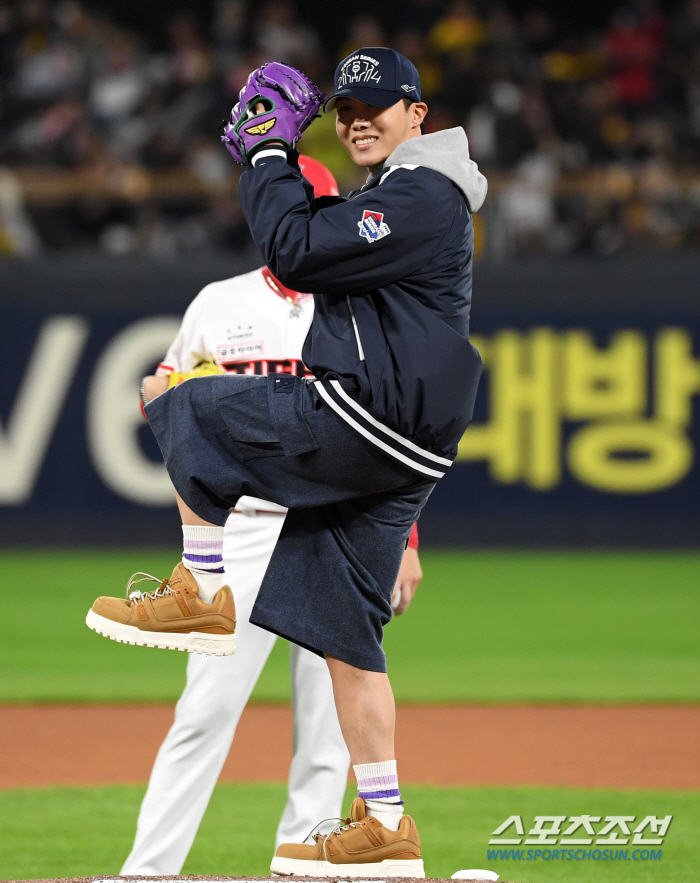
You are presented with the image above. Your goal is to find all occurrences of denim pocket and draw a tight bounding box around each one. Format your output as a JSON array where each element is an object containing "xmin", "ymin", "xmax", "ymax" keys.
[
  {"xmin": 216, "ymin": 379, "xmax": 283, "ymax": 460},
  {"xmin": 215, "ymin": 375, "xmax": 318, "ymax": 460},
  {"xmin": 268, "ymin": 376, "xmax": 319, "ymax": 457}
]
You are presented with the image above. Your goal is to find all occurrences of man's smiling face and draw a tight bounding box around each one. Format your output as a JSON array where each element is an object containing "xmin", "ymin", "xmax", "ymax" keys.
[{"xmin": 335, "ymin": 97, "xmax": 427, "ymax": 172}]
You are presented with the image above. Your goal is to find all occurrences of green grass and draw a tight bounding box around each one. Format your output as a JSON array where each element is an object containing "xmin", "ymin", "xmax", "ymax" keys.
[
  {"xmin": 1, "ymin": 549, "xmax": 699, "ymax": 703},
  {"xmin": 0, "ymin": 782, "xmax": 694, "ymax": 882}
]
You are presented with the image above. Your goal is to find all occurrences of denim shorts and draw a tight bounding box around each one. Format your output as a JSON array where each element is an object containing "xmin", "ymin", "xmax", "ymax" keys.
[{"xmin": 146, "ymin": 374, "xmax": 434, "ymax": 671}]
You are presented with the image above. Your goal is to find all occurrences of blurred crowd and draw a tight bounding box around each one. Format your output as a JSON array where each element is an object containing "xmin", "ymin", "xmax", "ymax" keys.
[{"xmin": 2, "ymin": 0, "xmax": 700, "ymax": 257}]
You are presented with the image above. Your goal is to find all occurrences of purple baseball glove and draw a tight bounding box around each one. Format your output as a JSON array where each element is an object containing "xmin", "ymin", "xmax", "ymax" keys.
[{"xmin": 220, "ymin": 63, "xmax": 325, "ymax": 165}]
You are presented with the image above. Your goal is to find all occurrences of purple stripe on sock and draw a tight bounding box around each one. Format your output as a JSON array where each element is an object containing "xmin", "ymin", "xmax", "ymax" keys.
[
  {"xmin": 184, "ymin": 539, "xmax": 224, "ymax": 550},
  {"xmin": 359, "ymin": 789, "xmax": 402, "ymax": 800},
  {"xmin": 357, "ymin": 775, "xmax": 399, "ymax": 788},
  {"xmin": 184, "ymin": 553, "xmax": 224, "ymax": 564}
]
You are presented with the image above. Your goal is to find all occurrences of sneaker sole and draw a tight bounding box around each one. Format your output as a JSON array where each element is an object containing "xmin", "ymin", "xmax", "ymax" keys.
[
  {"xmin": 85, "ymin": 609, "xmax": 236, "ymax": 656},
  {"xmin": 270, "ymin": 857, "xmax": 425, "ymax": 877}
]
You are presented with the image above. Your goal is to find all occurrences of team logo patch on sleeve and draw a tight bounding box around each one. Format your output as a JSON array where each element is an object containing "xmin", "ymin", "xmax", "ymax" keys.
[{"xmin": 358, "ymin": 210, "xmax": 391, "ymax": 243}]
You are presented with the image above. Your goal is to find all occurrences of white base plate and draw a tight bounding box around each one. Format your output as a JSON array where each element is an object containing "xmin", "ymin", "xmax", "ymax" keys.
[{"xmin": 451, "ymin": 871, "xmax": 499, "ymax": 881}]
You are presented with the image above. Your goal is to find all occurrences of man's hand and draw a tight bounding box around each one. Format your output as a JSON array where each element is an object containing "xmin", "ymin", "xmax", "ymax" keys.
[
  {"xmin": 391, "ymin": 547, "xmax": 423, "ymax": 615},
  {"xmin": 143, "ymin": 374, "xmax": 168, "ymax": 402}
]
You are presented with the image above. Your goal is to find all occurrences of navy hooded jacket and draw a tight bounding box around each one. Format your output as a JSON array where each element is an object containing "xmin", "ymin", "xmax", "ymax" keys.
[{"xmin": 238, "ymin": 128, "xmax": 487, "ymax": 480}]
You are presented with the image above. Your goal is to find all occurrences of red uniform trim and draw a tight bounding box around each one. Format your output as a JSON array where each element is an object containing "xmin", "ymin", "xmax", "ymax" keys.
[
  {"xmin": 408, "ymin": 523, "xmax": 419, "ymax": 549},
  {"xmin": 261, "ymin": 266, "xmax": 311, "ymax": 304}
]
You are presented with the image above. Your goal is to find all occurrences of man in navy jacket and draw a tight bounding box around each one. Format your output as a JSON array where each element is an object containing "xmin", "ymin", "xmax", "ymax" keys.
[{"xmin": 88, "ymin": 47, "xmax": 487, "ymax": 877}]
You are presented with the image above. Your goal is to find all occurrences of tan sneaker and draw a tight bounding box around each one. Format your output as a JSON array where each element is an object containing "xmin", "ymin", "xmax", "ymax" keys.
[
  {"xmin": 271, "ymin": 797, "xmax": 424, "ymax": 878},
  {"xmin": 86, "ymin": 563, "xmax": 236, "ymax": 656}
]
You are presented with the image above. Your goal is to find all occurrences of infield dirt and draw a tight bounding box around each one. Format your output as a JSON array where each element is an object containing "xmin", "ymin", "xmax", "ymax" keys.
[
  {"xmin": 1, "ymin": 704, "xmax": 698, "ymax": 790},
  {"xmin": 5, "ymin": 878, "xmax": 504, "ymax": 883}
]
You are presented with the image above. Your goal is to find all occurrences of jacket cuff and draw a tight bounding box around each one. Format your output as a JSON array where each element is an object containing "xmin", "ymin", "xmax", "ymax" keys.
[{"xmin": 251, "ymin": 148, "xmax": 288, "ymax": 166}]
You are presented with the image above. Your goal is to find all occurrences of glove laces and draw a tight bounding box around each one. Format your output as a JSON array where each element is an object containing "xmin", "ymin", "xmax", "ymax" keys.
[{"xmin": 125, "ymin": 572, "xmax": 174, "ymax": 603}]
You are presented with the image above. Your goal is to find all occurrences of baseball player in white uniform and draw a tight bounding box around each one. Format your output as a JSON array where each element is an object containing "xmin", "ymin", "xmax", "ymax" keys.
[{"xmin": 120, "ymin": 157, "xmax": 422, "ymax": 876}]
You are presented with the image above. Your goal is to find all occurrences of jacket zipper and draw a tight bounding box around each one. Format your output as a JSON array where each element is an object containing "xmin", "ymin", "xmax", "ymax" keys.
[{"xmin": 346, "ymin": 296, "xmax": 365, "ymax": 361}]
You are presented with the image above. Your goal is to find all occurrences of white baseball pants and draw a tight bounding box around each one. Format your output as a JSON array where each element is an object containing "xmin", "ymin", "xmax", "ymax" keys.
[{"xmin": 121, "ymin": 513, "xmax": 350, "ymax": 875}]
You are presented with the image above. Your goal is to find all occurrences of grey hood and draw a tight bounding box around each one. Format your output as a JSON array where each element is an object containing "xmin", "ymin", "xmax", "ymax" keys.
[{"xmin": 383, "ymin": 127, "xmax": 487, "ymax": 212}]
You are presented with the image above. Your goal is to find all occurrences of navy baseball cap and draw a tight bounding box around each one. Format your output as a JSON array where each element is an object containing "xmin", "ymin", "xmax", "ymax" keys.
[{"xmin": 324, "ymin": 47, "xmax": 422, "ymax": 112}]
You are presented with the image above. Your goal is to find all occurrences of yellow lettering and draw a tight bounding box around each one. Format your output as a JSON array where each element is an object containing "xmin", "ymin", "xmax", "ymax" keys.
[
  {"xmin": 462, "ymin": 325, "xmax": 699, "ymax": 495},
  {"xmin": 655, "ymin": 329, "xmax": 700, "ymax": 426},
  {"xmin": 568, "ymin": 421, "xmax": 693, "ymax": 493},
  {"xmin": 564, "ymin": 330, "xmax": 646, "ymax": 419},
  {"xmin": 458, "ymin": 328, "xmax": 561, "ymax": 489}
]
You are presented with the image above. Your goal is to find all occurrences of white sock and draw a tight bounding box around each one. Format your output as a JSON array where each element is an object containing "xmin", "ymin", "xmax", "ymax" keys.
[
  {"xmin": 182, "ymin": 525, "xmax": 224, "ymax": 603},
  {"xmin": 354, "ymin": 760, "xmax": 404, "ymax": 831}
]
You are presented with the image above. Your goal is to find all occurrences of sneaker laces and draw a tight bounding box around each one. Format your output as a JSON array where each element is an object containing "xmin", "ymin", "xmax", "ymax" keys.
[
  {"xmin": 302, "ymin": 816, "xmax": 350, "ymax": 844},
  {"xmin": 301, "ymin": 815, "xmax": 365, "ymax": 861},
  {"xmin": 125, "ymin": 572, "xmax": 174, "ymax": 603},
  {"xmin": 327, "ymin": 820, "xmax": 363, "ymax": 837}
]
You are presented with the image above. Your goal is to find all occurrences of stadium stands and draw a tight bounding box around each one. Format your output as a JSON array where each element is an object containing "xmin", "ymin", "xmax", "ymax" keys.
[{"xmin": 1, "ymin": 0, "xmax": 699, "ymax": 256}]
